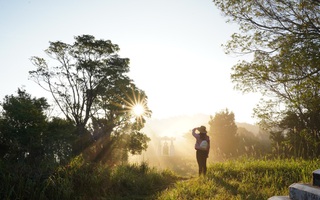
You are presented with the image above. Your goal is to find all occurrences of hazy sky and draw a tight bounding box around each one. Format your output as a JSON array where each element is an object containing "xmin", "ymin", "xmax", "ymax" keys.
[{"xmin": 0, "ymin": 0, "xmax": 261, "ymax": 124}]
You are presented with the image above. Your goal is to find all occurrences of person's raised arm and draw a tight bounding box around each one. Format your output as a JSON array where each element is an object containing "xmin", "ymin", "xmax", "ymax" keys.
[{"xmin": 192, "ymin": 128, "xmax": 198, "ymax": 138}]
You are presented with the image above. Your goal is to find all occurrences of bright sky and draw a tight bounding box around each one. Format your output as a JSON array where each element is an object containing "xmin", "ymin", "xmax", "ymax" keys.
[{"xmin": 0, "ymin": 0, "xmax": 261, "ymax": 124}]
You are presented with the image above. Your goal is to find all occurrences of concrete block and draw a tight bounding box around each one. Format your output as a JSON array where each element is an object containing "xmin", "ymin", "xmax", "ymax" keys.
[
  {"xmin": 313, "ymin": 169, "xmax": 320, "ymax": 187},
  {"xmin": 289, "ymin": 183, "xmax": 320, "ymax": 200},
  {"xmin": 268, "ymin": 196, "xmax": 290, "ymax": 200}
]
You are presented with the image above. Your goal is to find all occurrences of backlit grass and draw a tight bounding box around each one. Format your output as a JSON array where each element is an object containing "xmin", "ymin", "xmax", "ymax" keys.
[
  {"xmin": 156, "ymin": 158, "xmax": 319, "ymax": 200},
  {"xmin": 1, "ymin": 157, "xmax": 319, "ymax": 199}
]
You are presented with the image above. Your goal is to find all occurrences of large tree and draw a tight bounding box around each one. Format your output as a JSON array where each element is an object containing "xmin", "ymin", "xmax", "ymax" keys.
[
  {"xmin": 213, "ymin": 0, "xmax": 320, "ymax": 157},
  {"xmin": 30, "ymin": 35, "xmax": 129, "ymax": 134},
  {"xmin": 209, "ymin": 109, "xmax": 238, "ymax": 159},
  {"xmin": 29, "ymin": 35, "xmax": 151, "ymax": 159}
]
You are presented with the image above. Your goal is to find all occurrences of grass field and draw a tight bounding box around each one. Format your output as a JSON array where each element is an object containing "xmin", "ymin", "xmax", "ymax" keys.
[
  {"xmin": 156, "ymin": 158, "xmax": 319, "ymax": 200},
  {"xmin": 1, "ymin": 157, "xmax": 319, "ymax": 199}
]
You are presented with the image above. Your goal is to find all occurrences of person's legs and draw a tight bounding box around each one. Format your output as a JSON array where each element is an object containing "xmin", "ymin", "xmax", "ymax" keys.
[
  {"xmin": 196, "ymin": 150, "xmax": 207, "ymax": 176},
  {"xmin": 203, "ymin": 155, "xmax": 207, "ymax": 175},
  {"xmin": 196, "ymin": 150, "xmax": 203, "ymax": 175},
  {"xmin": 200, "ymin": 151, "xmax": 207, "ymax": 175}
]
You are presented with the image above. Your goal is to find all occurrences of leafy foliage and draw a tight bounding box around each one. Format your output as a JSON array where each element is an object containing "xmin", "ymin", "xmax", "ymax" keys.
[
  {"xmin": 0, "ymin": 89, "xmax": 76, "ymax": 169},
  {"xmin": 29, "ymin": 35, "xmax": 151, "ymax": 161},
  {"xmin": 45, "ymin": 117, "xmax": 76, "ymax": 164},
  {"xmin": 0, "ymin": 89, "xmax": 49, "ymax": 164},
  {"xmin": 213, "ymin": 0, "xmax": 320, "ymax": 158}
]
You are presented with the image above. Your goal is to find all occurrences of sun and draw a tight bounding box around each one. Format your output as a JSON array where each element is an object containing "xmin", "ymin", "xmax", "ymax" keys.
[
  {"xmin": 111, "ymin": 84, "xmax": 151, "ymax": 124},
  {"xmin": 132, "ymin": 104, "xmax": 145, "ymax": 116}
]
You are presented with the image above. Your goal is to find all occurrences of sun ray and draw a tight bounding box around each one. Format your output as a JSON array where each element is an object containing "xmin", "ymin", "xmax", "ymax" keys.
[{"xmin": 108, "ymin": 84, "xmax": 151, "ymax": 125}]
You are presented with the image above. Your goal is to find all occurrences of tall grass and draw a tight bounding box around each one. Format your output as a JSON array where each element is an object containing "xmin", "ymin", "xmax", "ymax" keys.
[
  {"xmin": 0, "ymin": 156, "xmax": 179, "ymax": 200},
  {"xmin": 156, "ymin": 158, "xmax": 320, "ymax": 200},
  {"xmin": 1, "ymin": 157, "xmax": 319, "ymax": 199}
]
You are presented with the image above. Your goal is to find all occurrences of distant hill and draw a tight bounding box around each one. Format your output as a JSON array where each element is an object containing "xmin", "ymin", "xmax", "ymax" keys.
[
  {"xmin": 143, "ymin": 114, "xmax": 211, "ymax": 137},
  {"xmin": 143, "ymin": 114, "xmax": 260, "ymax": 137},
  {"xmin": 236, "ymin": 122, "xmax": 260, "ymax": 135}
]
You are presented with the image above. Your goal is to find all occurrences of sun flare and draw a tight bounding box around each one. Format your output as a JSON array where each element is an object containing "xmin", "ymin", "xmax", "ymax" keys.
[
  {"xmin": 132, "ymin": 104, "xmax": 145, "ymax": 116},
  {"xmin": 111, "ymin": 84, "xmax": 152, "ymax": 125}
]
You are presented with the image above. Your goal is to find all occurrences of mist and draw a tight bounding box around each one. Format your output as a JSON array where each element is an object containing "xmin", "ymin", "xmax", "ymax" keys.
[
  {"xmin": 129, "ymin": 114, "xmax": 262, "ymax": 176},
  {"xmin": 129, "ymin": 132, "xmax": 199, "ymax": 176}
]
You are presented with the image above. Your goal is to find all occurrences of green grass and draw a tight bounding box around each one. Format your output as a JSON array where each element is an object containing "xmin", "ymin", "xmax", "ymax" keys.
[
  {"xmin": 156, "ymin": 158, "xmax": 319, "ymax": 200},
  {"xmin": 1, "ymin": 157, "xmax": 319, "ymax": 199},
  {"xmin": 0, "ymin": 156, "xmax": 180, "ymax": 200}
]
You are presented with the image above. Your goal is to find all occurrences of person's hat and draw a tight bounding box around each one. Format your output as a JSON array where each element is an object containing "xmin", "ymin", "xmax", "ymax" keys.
[{"xmin": 198, "ymin": 126, "xmax": 207, "ymax": 133}]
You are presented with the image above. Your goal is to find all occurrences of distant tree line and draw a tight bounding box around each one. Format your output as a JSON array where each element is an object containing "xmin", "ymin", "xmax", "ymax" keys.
[
  {"xmin": 206, "ymin": 109, "xmax": 270, "ymax": 160},
  {"xmin": 182, "ymin": 109, "xmax": 270, "ymax": 160}
]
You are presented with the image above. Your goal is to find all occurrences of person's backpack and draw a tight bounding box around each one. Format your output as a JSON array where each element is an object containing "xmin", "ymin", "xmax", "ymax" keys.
[{"xmin": 199, "ymin": 139, "xmax": 209, "ymax": 150}]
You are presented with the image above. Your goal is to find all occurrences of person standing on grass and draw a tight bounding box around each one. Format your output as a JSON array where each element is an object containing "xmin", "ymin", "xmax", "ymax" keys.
[{"xmin": 192, "ymin": 126, "xmax": 210, "ymax": 176}]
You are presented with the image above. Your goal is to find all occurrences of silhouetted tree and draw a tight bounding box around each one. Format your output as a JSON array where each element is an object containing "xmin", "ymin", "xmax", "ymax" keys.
[
  {"xmin": 45, "ymin": 117, "xmax": 76, "ymax": 164},
  {"xmin": 29, "ymin": 35, "xmax": 151, "ymax": 160},
  {"xmin": 0, "ymin": 89, "xmax": 76, "ymax": 168},
  {"xmin": 0, "ymin": 89, "xmax": 48, "ymax": 165}
]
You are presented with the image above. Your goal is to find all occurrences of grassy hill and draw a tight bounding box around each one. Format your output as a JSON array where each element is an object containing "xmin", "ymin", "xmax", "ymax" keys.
[
  {"xmin": 156, "ymin": 158, "xmax": 319, "ymax": 200},
  {"xmin": 2, "ymin": 157, "xmax": 319, "ymax": 199}
]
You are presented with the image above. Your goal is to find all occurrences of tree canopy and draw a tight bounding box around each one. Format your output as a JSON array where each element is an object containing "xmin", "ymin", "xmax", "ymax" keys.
[
  {"xmin": 214, "ymin": 0, "xmax": 320, "ymax": 118},
  {"xmin": 213, "ymin": 0, "xmax": 320, "ymax": 158},
  {"xmin": 29, "ymin": 35, "xmax": 151, "ymax": 160}
]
